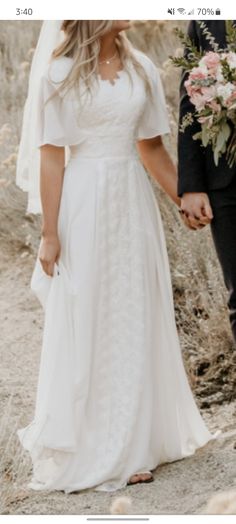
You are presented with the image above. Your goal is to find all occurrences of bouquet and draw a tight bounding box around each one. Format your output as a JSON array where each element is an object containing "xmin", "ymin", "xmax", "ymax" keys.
[{"xmin": 171, "ymin": 21, "xmax": 236, "ymax": 167}]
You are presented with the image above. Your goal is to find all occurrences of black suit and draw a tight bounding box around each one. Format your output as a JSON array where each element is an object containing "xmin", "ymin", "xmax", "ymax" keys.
[{"xmin": 178, "ymin": 21, "xmax": 236, "ymax": 343}]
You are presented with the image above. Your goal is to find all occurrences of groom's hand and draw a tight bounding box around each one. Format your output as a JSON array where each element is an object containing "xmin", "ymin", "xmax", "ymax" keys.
[{"xmin": 180, "ymin": 192, "xmax": 213, "ymax": 230}]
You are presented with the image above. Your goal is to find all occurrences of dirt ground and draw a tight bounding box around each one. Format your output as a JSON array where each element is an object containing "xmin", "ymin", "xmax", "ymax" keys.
[{"xmin": 1, "ymin": 237, "xmax": 236, "ymax": 516}]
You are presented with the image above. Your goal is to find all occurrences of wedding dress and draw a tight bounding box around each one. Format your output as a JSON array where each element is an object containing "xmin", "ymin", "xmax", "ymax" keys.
[{"xmin": 17, "ymin": 49, "xmax": 218, "ymax": 493}]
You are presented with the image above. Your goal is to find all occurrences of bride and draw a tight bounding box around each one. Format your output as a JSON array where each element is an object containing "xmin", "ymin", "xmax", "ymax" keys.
[{"xmin": 16, "ymin": 20, "xmax": 218, "ymax": 493}]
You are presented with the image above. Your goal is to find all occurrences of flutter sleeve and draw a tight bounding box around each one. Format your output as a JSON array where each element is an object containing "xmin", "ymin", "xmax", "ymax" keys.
[
  {"xmin": 135, "ymin": 52, "xmax": 170, "ymax": 140},
  {"xmin": 35, "ymin": 56, "xmax": 80, "ymax": 148}
]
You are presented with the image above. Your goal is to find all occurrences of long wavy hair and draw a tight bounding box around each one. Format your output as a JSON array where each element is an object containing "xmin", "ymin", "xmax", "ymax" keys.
[{"xmin": 50, "ymin": 20, "xmax": 152, "ymax": 97}]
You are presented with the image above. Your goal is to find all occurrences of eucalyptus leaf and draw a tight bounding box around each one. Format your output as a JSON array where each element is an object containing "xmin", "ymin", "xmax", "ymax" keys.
[
  {"xmin": 202, "ymin": 124, "xmax": 209, "ymax": 147},
  {"xmin": 214, "ymin": 148, "xmax": 219, "ymax": 166},
  {"xmin": 193, "ymin": 132, "xmax": 202, "ymax": 141},
  {"xmin": 215, "ymin": 129, "xmax": 227, "ymax": 153},
  {"xmin": 222, "ymin": 122, "xmax": 231, "ymax": 141},
  {"xmin": 215, "ymin": 123, "xmax": 231, "ymax": 154}
]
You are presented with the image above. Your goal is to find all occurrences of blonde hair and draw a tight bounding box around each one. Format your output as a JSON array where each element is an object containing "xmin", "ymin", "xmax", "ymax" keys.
[{"xmin": 51, "ymin": 20, "xmax": 152, "ymax": 97}]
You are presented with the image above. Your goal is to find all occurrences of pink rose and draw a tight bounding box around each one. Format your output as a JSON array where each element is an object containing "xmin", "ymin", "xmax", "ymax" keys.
[
  {"xmin": 201, "ymin": 85, "xmax": 217, "ymax": 100},
  {"xmin": 189, "ymin": 67, "xmax": 208, "ymax": 82},
  {"xmin": 225, "ymin": 90, "xmax": 236, "ymax": 107},
  {"xmin": 208, "ymin": 100, "xmax": 222, "ymax": 113},
  {"xmin": 184, "ymin": 79, "xmax": 200, "ymax": 98},
  {"xmin": 198, "ymin": 115, "xmax": 213, "ymax": 127},
  {"xmin": 200, "ymin": 52, "xmax": 220, "ymax": 71},
  {"xmin": 190, "ymin": 92, "xmax": 208, "ymax": 111},
  {"xmin": 226, "ymin": 51, "xmax": 236, "ymax": 69}
]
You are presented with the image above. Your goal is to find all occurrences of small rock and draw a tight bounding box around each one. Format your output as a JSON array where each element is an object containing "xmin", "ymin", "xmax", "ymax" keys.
[{"xmin": 110, "ymin": 496, "xmax": 133, "ymax": 515}]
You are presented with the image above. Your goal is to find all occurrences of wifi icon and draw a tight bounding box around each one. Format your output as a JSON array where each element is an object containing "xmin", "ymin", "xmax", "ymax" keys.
[{"xmin": 177, "ymin": 8, "xmax": 186, "ymax": 14}]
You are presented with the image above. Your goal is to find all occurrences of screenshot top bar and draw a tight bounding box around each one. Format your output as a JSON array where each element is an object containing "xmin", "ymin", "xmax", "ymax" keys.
[{"xmin": 0, "ymin": 1, "xmax": 234, "ymax": 20}]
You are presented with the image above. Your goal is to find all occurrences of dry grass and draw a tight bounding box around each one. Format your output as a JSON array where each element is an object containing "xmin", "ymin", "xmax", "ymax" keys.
[
  {"xmin": 0, "ymin": 20, "xmax": 235, "ymax": 514},
  {"xmin": 0, "ymin": 395, "xmax": 32, "ymax": 514}
]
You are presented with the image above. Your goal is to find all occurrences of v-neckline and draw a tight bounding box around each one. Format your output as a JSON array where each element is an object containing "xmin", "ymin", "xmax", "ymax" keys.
[
  {"xmin": 97, "ymin": 68, "xmax": 126, "ymax": 86},
  {"xmin": 97, "ymin": 58, "xmax": 132, "ymax": 86}
]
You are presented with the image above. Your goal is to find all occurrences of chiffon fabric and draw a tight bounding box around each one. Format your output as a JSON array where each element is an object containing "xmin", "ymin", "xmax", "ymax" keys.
[{"xmin": 17, "ymin": 49, "xmax": 218, "ymax": 493}]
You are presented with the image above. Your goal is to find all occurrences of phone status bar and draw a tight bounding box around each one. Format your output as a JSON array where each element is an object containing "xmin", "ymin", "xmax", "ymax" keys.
[{"xmin": 165, "ymin": 6, "xmax": 228, "ymax": 18}]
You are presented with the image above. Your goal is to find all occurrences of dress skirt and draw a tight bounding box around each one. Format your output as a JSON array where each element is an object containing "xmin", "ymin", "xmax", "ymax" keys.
[{"xmin": 17, "ymin": 144, "xmax": 218, "ymax": 493}]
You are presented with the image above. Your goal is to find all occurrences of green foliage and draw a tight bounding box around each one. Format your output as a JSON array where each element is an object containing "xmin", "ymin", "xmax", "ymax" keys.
[
  {"xmin": 170, "ymin": 21, "xmax": 236, "ymax": 70},
  {"xmin": 179, "ymin": 112, "xmax": 194, "ymax": 132},
  {"xmin": 196, "ymin": 21, "xmax": 219, "ymax": 52},
  {"xmin": 202, "ymin": 123, "xmax": 210, "ymax": 147},
  {"xmin": 169, "ymin": 27, "xmax": 203, "ymax": 70},
  {"xmin": 225, "ymin": 21, "xmax": 236, "ymax": 52},
  {"xmin": 213, "ymin": 121, "xmax": 231, "ymax": 165}
]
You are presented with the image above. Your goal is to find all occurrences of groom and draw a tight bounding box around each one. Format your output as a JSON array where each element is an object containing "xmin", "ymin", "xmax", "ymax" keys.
[{"xmin": 178, "ymin": 20, "xmax": 236, "ymax": 344}]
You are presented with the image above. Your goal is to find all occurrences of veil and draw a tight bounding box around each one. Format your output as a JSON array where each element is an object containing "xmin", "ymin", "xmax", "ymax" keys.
[{"xmin": 16, "ymin": 20, "xmax": 64, "ymax": 214}]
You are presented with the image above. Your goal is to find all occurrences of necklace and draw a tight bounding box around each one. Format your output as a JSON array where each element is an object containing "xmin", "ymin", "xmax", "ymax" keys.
[{"xmin": 98, "ymin": 51, "xmax": 118, "ymax": 65}]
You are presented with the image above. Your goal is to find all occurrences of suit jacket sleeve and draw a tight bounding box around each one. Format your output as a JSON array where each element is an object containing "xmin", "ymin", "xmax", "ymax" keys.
[{"xmin": 177, "ymin": 21, "xmax": 207, "ymax": 196}]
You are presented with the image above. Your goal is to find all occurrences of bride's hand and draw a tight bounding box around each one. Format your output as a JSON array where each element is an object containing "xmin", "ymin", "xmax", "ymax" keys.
[
  {"xmin": 178, "ymin": 209, "xmax": 206, "ymax": 230},
  {"xmin": 180, "ymin": 192, "xmax": 213, "ymax": 230},
  {"xmin": 39, "ymin": 235, "xmax": 61, "ymax": 276}
]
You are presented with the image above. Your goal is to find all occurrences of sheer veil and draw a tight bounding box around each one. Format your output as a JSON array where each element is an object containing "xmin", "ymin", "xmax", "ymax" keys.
[{"xmin": 16, "ymin": 20, "xmax": 64, "ymax": 214}]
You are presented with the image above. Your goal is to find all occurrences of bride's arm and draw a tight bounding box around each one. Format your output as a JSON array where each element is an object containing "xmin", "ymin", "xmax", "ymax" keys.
[
  {"xmin": 39, "ymin": 144, "xmax": 65, "ymax": 276},
  {"xmin": 137, "ymin": 136, "xmax": 181, "ymax": 207}
]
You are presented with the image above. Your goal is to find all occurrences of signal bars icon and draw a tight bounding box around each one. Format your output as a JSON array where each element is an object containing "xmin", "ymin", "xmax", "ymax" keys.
[{"xmin": 167, "ymin": 7, "xmax": 195, "ymax": 15}]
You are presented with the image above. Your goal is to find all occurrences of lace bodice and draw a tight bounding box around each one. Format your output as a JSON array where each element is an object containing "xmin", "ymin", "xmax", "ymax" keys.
[{"xmin": 35, "ymin": 48, "xmax": 170, "ymax": 151}]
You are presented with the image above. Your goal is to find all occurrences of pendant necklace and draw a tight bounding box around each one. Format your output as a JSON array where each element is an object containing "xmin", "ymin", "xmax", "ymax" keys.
[{"xmin": 98, "ymin": 51, "xmax": 118, "ymax": 65}]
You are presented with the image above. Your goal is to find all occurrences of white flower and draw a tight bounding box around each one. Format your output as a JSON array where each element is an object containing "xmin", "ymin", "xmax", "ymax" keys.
[
  {"xmin": 226, "ymin": 52, "xmax": 236, "ymax": 69},
  {"xmin": 217, "ymin": 82, "xmax": 234, "ymax": 102},
  {"xmin": 198, "ymin": 59, "xmax": 208, "ymax": 74},
  {"xmin": 215, "ymin": 66, "xmax": 224, "ymax": 82}
]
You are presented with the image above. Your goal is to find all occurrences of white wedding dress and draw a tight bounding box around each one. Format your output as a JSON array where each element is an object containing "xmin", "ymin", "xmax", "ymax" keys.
[{"xmin": 17, "ymin": 49, "xmax": 218, "ymax": 493}]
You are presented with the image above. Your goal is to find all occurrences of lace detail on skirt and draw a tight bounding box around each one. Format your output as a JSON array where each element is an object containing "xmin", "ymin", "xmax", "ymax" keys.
[{"xmin": 87, "ymin": 163, "xmax": 147, "ymax": 475}]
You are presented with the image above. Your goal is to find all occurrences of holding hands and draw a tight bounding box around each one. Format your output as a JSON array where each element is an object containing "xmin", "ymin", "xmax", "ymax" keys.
[{"xmin": 179, "ymin": 192, "xmax": 214, "ymax": 230}]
